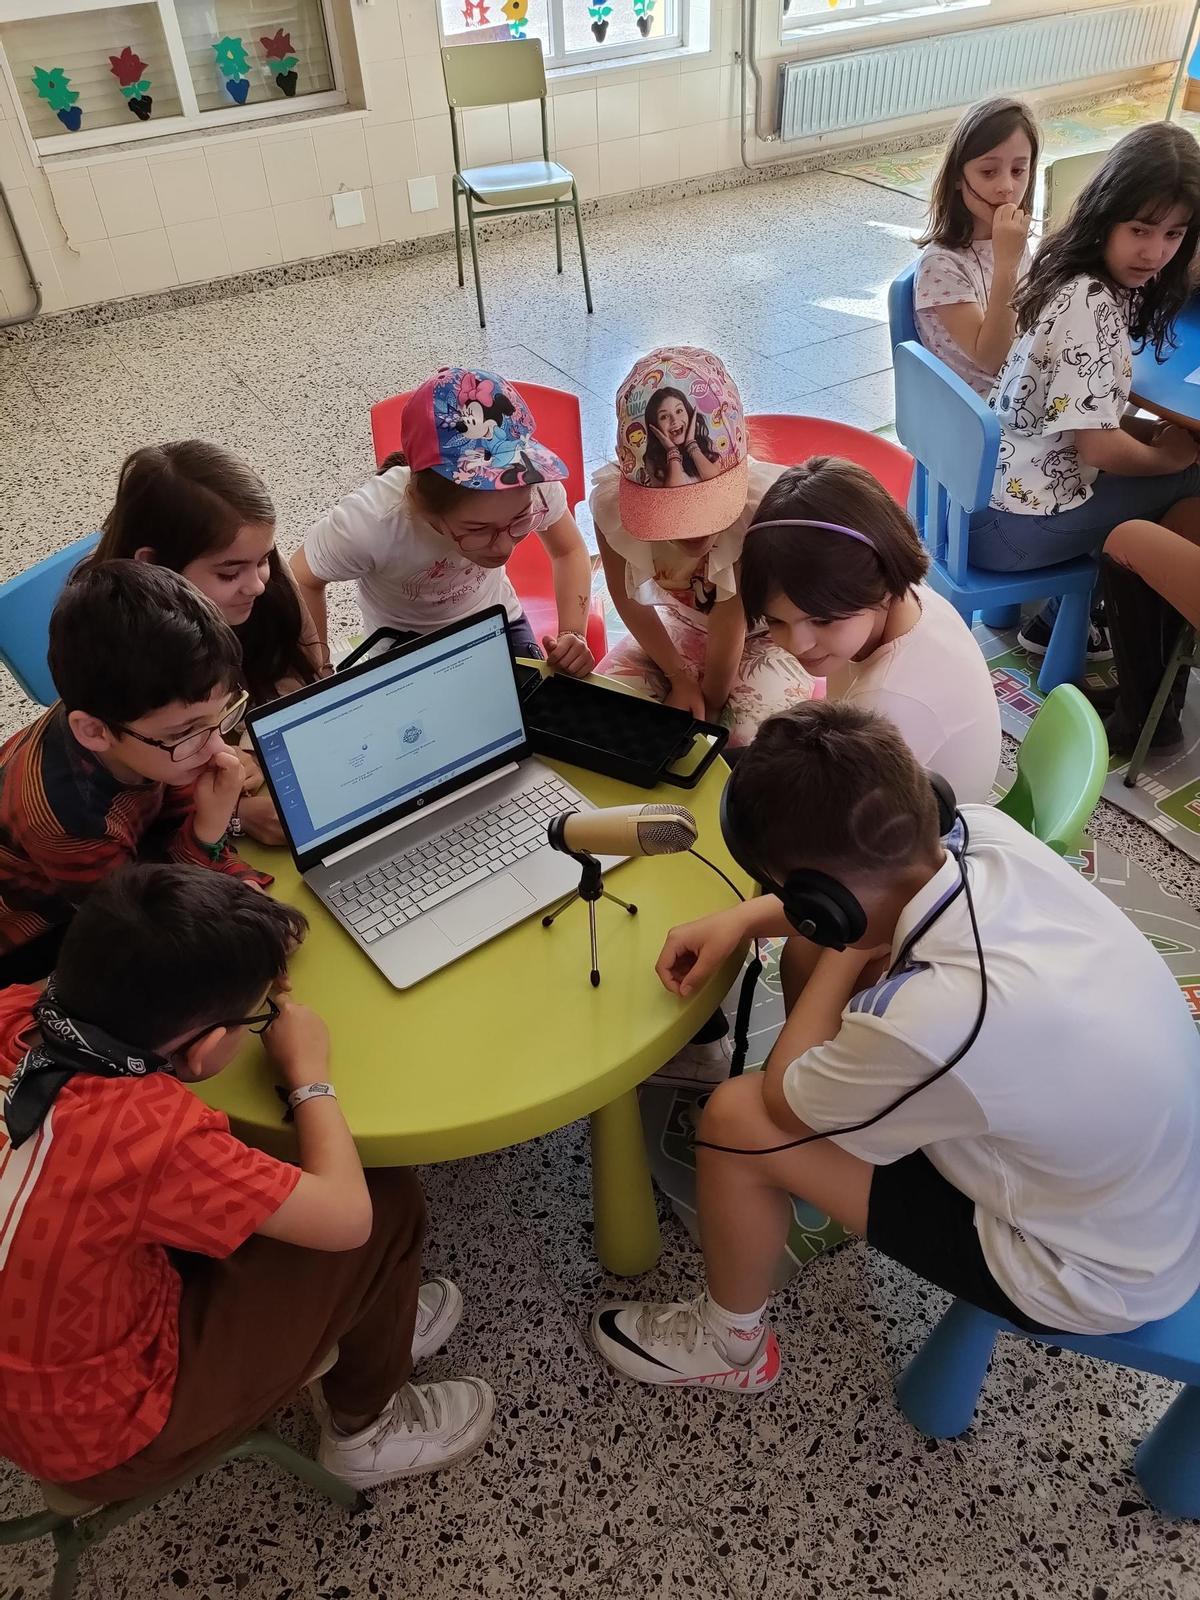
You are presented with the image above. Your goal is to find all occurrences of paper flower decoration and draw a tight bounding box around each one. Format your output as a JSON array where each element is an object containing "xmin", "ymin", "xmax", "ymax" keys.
[
  {"xmin": 587, "ymin": 0, "xmax": 612, "ymax": 40},
  {"xmin": 32, "ymin": 65, "xmax": 82, "ymax": 131},
  {"xmin": 632, "ymin": 0, "xmax": 654, "ymax": 34},
  {"xmin": 260, "ymin": 29, "xmax": 300, "ymax": 97},
  {"xmin": 109, "ymin": 46, "xmax": 153, "ymax": 121},
  {"xmin": 461, "ymin": 0, "xmax": 490, "ymax": 24},
  {"xmin": 213, "ymin": 35, "xmax": 251, "ymax": 102},
  {"xmin": 501, "ymin": 0, "xmax": 528, "ymax": 36}
]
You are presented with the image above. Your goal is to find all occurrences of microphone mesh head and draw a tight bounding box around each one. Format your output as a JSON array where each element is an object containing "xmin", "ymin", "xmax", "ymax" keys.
[{"xmin": 638, "ymin": 804, "xmax": 698, "ymax": 854}]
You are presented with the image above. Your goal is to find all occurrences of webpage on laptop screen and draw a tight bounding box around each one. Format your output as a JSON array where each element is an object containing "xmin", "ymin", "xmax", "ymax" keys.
[{"xmin": 254, "ymin": 613, "xmax": 524, "ymax": 855}]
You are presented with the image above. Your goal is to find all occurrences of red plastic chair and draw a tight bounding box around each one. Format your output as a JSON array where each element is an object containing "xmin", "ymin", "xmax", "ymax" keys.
[
  {"xmin": 369, "ymin": 385, "xmax": 607, "ymax": 660},
  {"xmin": 747, "ymin": 415, "xmax": 914, "ymax": 506}
]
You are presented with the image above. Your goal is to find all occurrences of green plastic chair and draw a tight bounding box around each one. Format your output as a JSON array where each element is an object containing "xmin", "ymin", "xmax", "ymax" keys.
[
  {"xmin": 995, "ymin": 683, "xmax": 1108, "ymax": 855},
  {"xmin": 441, "ymin": 38, "xmax": 593, "ymax": 329}
]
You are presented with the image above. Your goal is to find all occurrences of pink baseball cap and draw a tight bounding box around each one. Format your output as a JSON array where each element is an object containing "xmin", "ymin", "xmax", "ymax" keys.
[
  {"xmin": 400, "ymin": 367, "xmax": 568, "ymax": 491},
  {"xmin": 614, "ymin": 347, "xmax": 748, "ymax": 541}
]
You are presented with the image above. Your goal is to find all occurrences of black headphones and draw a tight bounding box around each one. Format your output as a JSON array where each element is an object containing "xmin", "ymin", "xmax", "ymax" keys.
[{"xmin": 718, "ymin": 770, "xmax": 958, "ymax": 950}]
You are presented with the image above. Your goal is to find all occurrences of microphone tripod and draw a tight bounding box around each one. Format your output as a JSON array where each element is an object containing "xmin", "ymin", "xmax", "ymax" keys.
[{"xmin": 541, "ymin": 846, "xmax": 637, "ymax": 987}]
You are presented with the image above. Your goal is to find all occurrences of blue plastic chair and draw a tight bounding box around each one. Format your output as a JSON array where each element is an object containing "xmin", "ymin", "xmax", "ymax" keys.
[
  {"xmin": 893, "ymin": 342, "xmax": 1098, "ymax": 694},
  {"xmin": 0, "ymin": 536, "xmax": 100, "ymax": 705},
  {"xmin": 896, "ymin": 1295, "xmax": 1200, "ymax": 1518},
  {"xmin": 887, "ymin": 259, "xmax": 920, "ymax": 350}
]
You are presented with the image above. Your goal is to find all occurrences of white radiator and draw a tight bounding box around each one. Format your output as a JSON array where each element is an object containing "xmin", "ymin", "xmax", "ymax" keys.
[{"xmin": 776, "ymin": 0, "xmax": 1193, "ymax": 141}]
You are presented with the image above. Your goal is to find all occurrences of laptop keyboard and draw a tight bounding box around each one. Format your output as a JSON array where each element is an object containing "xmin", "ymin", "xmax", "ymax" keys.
[{"xmin": 326, "ymin": 776, "xmax": 581, "ymax": 944}]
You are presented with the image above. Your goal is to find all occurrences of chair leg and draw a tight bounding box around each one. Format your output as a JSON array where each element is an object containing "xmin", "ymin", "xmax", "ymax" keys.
[
  {"xmin": 451, "ymin": 182, "xmax": 464, "ymax": 289},
  {"xmin": 49, "ymin": 1525, "xmax": 84, "ymax": 1600},
  {"xmin": 1037, "ymin": 590, "xmax": 1089, "ymax": 694},
  {"xmin": 981, "ymin": 604, "xmax": 1021, "ymax": 630},
  {"xmin": 1124, "ymin": 625, "xmax": 1193, "ymax": 788},
  {"xmin": 233, "ymin": 1429, "xmax": 369, "ymax": 1513},
  {"xmin": 571, "ymin": 185, "xmax": 594, "ymax": 315},
  {"xmin": 464, "ymin": 193, "xmax": 486, "ymax": 329},
  {"xmin": 1135, "ymin": 1384, "xmax": 1200, "ymax": 1519},
  {"xmin": 554, "ymin": 201, "xmax": 563, "ymax": 274},
  {"xmin": 895, "ymin": 1300, "xmax": 1001, "ymax": 1438}
]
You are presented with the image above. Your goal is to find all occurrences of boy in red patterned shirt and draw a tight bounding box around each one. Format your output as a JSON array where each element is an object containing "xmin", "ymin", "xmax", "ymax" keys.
[
  {"xmin": 0, "ymin": 560, "xmax": 265, "ymax": 984},
  {"xmin": 0, "ymin": 864, "xmax": 494, "ymax": 1495}
]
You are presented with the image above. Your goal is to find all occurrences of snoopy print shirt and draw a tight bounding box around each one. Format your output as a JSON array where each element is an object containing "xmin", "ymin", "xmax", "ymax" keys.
[
  {"xmin": 302, "ymin": 465, "xmax": 568, "ymax": 634},
  {"xmin": 988, "ymin": 275, "xmax": 1132, "ymax": 516}
]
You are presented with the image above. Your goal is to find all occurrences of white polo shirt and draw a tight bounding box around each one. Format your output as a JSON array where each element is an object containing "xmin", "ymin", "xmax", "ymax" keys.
[{"xmin": 783, "ymin": 805, "xmax": 1200, "ymax": 1334}]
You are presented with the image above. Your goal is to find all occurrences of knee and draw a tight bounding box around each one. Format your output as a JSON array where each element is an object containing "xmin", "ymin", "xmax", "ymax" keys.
[
  {"xmin": 1104, "ymin": 519, "xmax": 1146, "ymax": 562},
  {"xmin": 366, "ymin": 1166, "xmax": 427, "ymax": 1247},
  {"xmin": 699, "ymin": 1072, "xmax": 766, "ymax": 1146}
]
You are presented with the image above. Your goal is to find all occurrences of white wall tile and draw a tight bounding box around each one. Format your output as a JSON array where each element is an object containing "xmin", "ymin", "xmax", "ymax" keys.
[
  {"xmin": 639, "ymin": 74, "xmax": 680, "ymax": 134},
  {"xmin": 364, "ymin": 58, "xmax": 414, "ymax": 125},
  {"xmin": 639, "ymin": 127, "xmax": 679, "ymax": 187},
  {"xmin": 314, "ymin": 123, "xmax": 372, "ymax": 193},
  {"xmin": 554, "ymin": 90, "xmax": 597, "ymax": 151},
  {"xmin": 414, "ymin": 115, "xmax": 454, "ymax": 176},
  {"xmin": 509, "ymin": 99, "xmax": 549, "ymax": 161},
  {"xmin": 26, "ymin": 250, "xmax": 65, "ymax": 312},
  {"xmin": 150, "ymin": 154, "xmax": 218, "ymax": 227},
  {"xmin": 205, "ymin": 143, "xmax": 271, "ymax": 215},
  {"xmin": 678, "ymin": 66, "xmax": 720, "ymax": 127},
  {"xmin": 366, "ymin": 121, "xmax": 420, "ymax": 188},
  {"xmin": 597, "ymin": 82, "xmax": 639, "ymax": 140},
  {"xmin": 110, "ymin": 228, "xmax": 179, "ymax": 295},
  {"xmin": 91, "ymin": 159, "xmax": 161, "ymax": 238},
  {"xmin": 0, "ymin": 122, "xmax": 27, "ymax": 189},
  {"xmin": 557, "ymin": 145, "xmax": 599, "ymax": 203},
  {"xmin": 273, "ymin": 195, "xmax": 333, "ymax": 261},
  {"xmin": 330, "ymin": 186, "xmax": 379, "ymax": 251},
  {"xmin": 4, "ymin": 187, "xmax": 47, "ymax": 254},
  {"xmin": 353, "ymin": 0, "xmax": 406, "ymax": 62},
  {"xmin": 167, "ymin": 218, "xmax": 232, "ymax": 284},
  {"xmin": 464, "ymin": 105, "xmax": 512, "ymax": 167},
  {"xmin": 374, "ymin": 178, "xmax": 422, "ymax": 243},
  {"xmin": 598, "ymin": 134, "xmax": 640, "ymax": 197},
  {"xmin": 53, "ymin": 238, "xmax": 122, "ymax": 306},
  {"xmin": 407, "ymin": 51, "xmax": 449, "ymax": 121},
  {"xmin": 718, "ymin": 65, "xmax": 739, "ymax": 120},
  {"xmin": 222, "ymin": 208, "xmax": 283, "ymax": 272},
  {"xmin": 260, "ymin": 135, "xmax": 321, "ymax": 205},
  {"xmin": 46, "ymin": 171, "xmax": 106, "ymax": 245},
  {"xmin": 678, "ymin": 119, "xmax": 722, "ymax": 179},
  {"xmin": 398, "ymin": 0, "xmax": 441, "ymax": 56},
  {"xmin": 0, "ymin": 253, "xmax": 45, "ymax": 315}
]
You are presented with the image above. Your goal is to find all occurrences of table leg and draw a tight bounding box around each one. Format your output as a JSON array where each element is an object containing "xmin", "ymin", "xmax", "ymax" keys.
[{"xmin": 590, "ymin": 1088, "xmax": 661, "ymax": 1276}]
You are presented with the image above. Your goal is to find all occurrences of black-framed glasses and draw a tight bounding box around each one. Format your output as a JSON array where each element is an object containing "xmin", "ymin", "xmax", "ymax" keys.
[
  {"xmin": 178, "ymin": 995, "xmax": 279, "ymax": 1054},
  {"xmin": 113, "ymin": 689, "xmax": 250, "ymax": 763}
]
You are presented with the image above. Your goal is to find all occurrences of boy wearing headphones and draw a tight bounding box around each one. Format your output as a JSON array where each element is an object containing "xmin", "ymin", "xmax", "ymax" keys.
[{"xmin": 593, "ymin": 702, "xmax": 1200, "ymax": 1389}]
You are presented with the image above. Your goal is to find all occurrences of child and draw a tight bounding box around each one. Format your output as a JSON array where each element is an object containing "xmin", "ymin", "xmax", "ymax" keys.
[
  {"xmin": 0, "ymin": 863, "xmax": 493, "ymax": 1497},
  {"xmin": 0, "ymin": 561, "xmax": 264, "ymax": 986},
  {"xmin": 972, "ymin": 121, "xmax": 1200, "ymax": 690},
  {"xmin": 592, "ymin": 347, "xmax": 811, "ymax": 747},
  {"xmin": 915, "ymin": 97, "xmax": 1039, "ymax": 396},
  {"xmin": 91, "ymin": 441, "xmax": 325, "ymax": 845},
  {"xmin": 593, "ymin": 702, "xmax": 1200, "ymax": 1388},
  {"xmin": 740, "ymin": 457, "xmax": 1001, "ymax": 802},
  {"xmin": 292, "ymin": 367, "xmax": 596, "ymax": 678}
]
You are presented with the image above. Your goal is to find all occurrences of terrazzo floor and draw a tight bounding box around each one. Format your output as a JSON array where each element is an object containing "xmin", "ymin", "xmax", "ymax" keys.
[{"xmin": 3, "ymin": 152, "xmax": 1200, "ymax": 1600}]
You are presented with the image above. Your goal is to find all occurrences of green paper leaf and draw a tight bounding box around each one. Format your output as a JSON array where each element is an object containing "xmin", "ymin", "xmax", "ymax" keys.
[
  {"xmin": 32, "ymin": 65, "xmax": 78, "ymax": 112},
  {"xmin": 212, "ymin": 35, "xmax": 250, "ymax": 77},
  {"xmin": 274, "ymin": 54, "xmax": 299, "ymax": 72}
]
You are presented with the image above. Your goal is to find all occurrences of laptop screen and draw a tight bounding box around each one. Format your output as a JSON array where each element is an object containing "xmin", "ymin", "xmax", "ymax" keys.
[{"xmin": 251, "ymin": 610, "xmax": 526, "ymax": 858}]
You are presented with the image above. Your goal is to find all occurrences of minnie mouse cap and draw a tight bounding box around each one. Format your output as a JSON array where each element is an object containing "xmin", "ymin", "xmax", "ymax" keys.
[
  {"xmin": 400, "ymin": 367, "xmax": 569, "ymax": 491},
  {"xmin": 615, "ymin": 347, "xmax": 748, "ymax": 541}
]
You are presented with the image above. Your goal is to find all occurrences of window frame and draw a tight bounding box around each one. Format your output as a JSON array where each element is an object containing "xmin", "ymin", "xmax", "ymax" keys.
[
  {"xmin": 0, "ymin": 0, "xmax": 346, "ymax": 157},
  {"xmin": 780, "ymin": 0, "xmax": 960, "ymax": 35},
  {"xmin": 440, "ymin": 0, "xmax": 686, "ymax": 73}
]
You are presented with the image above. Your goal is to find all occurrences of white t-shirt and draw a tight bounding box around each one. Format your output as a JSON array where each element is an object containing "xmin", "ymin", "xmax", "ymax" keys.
[
  {"xmin": 989, "ymin": 275, "xmax": 1132, "ymax": 516},
  {"xmin": 826, "ymin": 586, "xmax": 1000, "ymax": 804},
  {"xmin": 783, "ymin": 805, "xmax": 1200, "ymax": 1335},
  {"xmin": 302, "ymin": 466, "xmax": 569, "ymax": 634},
  {"xmin": 914, "ymin": 239, "xmax": 1033, "ymax": 398}
]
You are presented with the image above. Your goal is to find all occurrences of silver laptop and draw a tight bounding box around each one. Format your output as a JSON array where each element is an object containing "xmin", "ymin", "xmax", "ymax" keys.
[{"xmin": 247, "ymin": 607, "xmax": 609, "ymax": 988}]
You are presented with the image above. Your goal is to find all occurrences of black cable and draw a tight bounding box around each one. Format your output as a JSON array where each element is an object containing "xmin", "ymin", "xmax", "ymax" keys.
[
  {"xmin": 686, "ymin": 846, "xmax": 746, "ymax": 903},
  {"xmin": 686, "ymin": 846, "xmax": 761, "ymax": 1078}
]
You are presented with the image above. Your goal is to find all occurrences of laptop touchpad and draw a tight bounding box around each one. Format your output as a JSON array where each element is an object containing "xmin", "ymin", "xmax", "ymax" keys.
[{"xmin": 432, "ymin": 875, "xmax": 535, "ymax": 946}]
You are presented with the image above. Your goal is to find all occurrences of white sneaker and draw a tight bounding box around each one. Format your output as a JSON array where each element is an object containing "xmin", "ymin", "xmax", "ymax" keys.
[
  {"xmin": 413, "ymin": 1278, "xmax": 462, "ymax": 1363},
  {"xmin": 591, "ymin": 1296, "xmax": 781, "ymax": 1391},
  {"xmin": 649, "ymin": 1034, "xmax": 734, "ymax": 1088},
  {"xmin": 317, "ymin": 1379, "xmax": 495, "ymax": 1488}
]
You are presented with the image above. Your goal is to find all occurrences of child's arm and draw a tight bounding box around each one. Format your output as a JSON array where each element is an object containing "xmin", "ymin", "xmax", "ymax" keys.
[
  {"xmin": 930, "ymin": 206, "xmax": 1029, "ymax": 377},
  {"xmin": 535, "ymin": 510, "xmax": 596, "ymax": 678},
  {"xmin": 160, "ymin": 750, "xmax": 272, "ymax": 885},
  {"xmin": 254, "ymin": 998, "xmax": 373, "ymax": 1251},
  {"xmin": 291, "ymin": 547, "xmax": 333, "ymax": 672},
  {"xmin": 700, "ymin": 592, "xmax": 746, "ymax": 722},
  {"xmin": 1076, "ymin": 422, "xmax": 1199, "ymax": 478},
  {"xmin": 656, "ymin": 896, "xmax": 794, "ymax": 997},
  {"xmin": 597, "ymin": 531, "xmax": 706, "ymax": 719}
]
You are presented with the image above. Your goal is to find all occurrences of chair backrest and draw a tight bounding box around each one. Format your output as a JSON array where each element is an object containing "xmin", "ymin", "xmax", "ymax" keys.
[
  {"xmin": 440, "ymin": 38, "xmax": 547, "ymax": 109},
  {"xmin": 888, "ymin": 260, "xmax": 921, "ymax": 351},
  {"xmin": 0, "ymin": 534, "xmax": 101, "ymax": 705},
  {"xmin": 893, "ymin": 341, "xmax": 999, "ymax": 583},
  {"xmin": 996, "ymin": 684, "xmax": 1108, "ymax": 855},
  {"xmin": 1042, "ymin": 149, "xmax": 1107, "ymax": 231},
  {"xmin": 746, "ymin": 414, "xmax": 913, "ymax": 505}
]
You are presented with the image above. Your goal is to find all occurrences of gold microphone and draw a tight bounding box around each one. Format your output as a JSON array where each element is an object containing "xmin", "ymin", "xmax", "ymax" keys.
[{"xmin": 546, "ymin": 804, "xmax": 698, "ymax": 858}]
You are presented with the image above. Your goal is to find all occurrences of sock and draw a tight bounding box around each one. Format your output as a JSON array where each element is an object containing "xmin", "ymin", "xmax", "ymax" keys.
[{"xmin": 703, "ymin": 1291, "xmax": 768, "ymax": 1362}]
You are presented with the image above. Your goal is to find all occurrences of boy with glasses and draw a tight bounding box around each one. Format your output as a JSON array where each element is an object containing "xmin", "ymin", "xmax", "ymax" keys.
[{"xmin": 0, "ymin": 560, "xmax": 265, "ymax": 983}]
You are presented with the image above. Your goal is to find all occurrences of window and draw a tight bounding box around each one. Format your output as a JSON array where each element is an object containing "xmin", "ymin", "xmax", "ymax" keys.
[
  {"xmin": 782, "ymin": 0, "xmax": 963, "ymax": 31},
  {"xmin": 0, "ymin": 0, "xmax": 343, "ymax": 153},
  {"xmin": 439, "ymin": 0, "xmax": 681, "ymax": 70}
]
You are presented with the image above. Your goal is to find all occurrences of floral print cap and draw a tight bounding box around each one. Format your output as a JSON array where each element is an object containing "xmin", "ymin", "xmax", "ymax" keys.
[{"xmin": 400, "ymin": 367, "xmax": 569, "ymax": 491}]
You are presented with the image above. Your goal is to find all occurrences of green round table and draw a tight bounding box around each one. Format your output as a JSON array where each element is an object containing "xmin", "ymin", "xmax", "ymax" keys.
[{"xmin": 197, "ymin": 739, "xmax": 751, "ymax": 1276}]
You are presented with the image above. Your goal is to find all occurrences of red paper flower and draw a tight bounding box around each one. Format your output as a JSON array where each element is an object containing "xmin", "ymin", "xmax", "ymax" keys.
[
  {"xmin": 108, "ymin": 46, "xmax": 147, "ymax": 88},
  {"xmin": 260, "ymin": 29, "xmax": 294, "ymax": 61}
]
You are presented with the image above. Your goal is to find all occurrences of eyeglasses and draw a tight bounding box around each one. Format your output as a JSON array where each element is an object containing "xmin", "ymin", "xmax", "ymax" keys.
[
  {"xmin": 445, "ymin": 490, "xmax": 545, "ymax": 554},
  {"xmin": 178, "ymin": 994, "xmax": 279, "ymax": 1054},
  {"xmin": 113, "ymin": 689, "xmax": 250, "ymax": 763}
]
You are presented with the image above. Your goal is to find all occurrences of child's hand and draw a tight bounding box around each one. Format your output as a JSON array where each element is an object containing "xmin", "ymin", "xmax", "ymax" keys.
[
  {"xmin": 193, "ymin": 748, "xmax": 245, "ymax": 847},
  {"xmin": 235, "ymin": 747, "xmax": 265, "ymax": 795},
  {"xmin": 1154, "ymin": 423, "xmax": 1200, "ymax": 473},
  {"xmin": 263, "ymin": 997, "xmax": 332, "ymax": 1092},
  {"xmin": 542, "ymin": 631, "xmax": 595, "ymax": 678},
  {"xmin": 665, "ymin": 670, "xmax": 706, "ymax": 721},
  {"xmin": 656, "ymin": 909, "xmax": 749, "ymax": 997},
  {"xmin": 238, "ymin": 789, "xmax": 287, "ymax": 847},
  {"xmin": 992, "ymin": 203, "xmax": 1030, "ymax": 270}
]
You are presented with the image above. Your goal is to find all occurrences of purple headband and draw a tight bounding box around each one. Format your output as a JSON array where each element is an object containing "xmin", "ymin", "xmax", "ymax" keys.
[{"xmin": 751, "ymin": 518, "xmax": 876, "ymax": 548}]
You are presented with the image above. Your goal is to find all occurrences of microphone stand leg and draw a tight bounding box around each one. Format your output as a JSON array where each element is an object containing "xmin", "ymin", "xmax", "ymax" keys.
[
  {"xmin": 589, "ymin": 900, "xmax": 600, "ymax": 988},
  {"xmin": 598, "ymin": 890, "xmax": 637, "ymax": 916},
  {"xmin": 542, "ymin": 890, "xmax": 580, "ymax": 928}
]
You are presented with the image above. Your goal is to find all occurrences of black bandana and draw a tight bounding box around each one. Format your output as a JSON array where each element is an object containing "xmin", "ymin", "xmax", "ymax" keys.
[{"xmin": 3, "ymin": 983, "xmax": 170, "ymax": 1149}]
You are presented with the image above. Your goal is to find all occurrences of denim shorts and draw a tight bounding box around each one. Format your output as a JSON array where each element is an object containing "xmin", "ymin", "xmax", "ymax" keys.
[{"xmin": 969, "ymin": 463, "xmax": 1200, "ymax": 574}]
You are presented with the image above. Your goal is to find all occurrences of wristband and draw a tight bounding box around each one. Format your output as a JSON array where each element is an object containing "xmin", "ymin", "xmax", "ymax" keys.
[
  {"xmin": 288, "ymin": 1081, "xmax": 336, "ymax": 1110},
  {"xmin": 229, "ymin": 798, "xmax": 244, "ymax": 840},
  {"xmin": 666, "ymin": 448, "xmax": 682, "ymax": 461},
  {"xmin": 196, "ymin": 831, "xmax": 227, "ymax": 860}
]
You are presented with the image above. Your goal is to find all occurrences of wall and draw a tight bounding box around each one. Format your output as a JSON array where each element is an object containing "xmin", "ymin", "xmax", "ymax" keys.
[{"xmin": 0, "ymin": 0, "xmax": 1174, "ymax": 317}]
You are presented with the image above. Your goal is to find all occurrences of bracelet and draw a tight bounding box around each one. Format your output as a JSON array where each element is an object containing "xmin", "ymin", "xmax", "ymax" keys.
[
  {"xmin": 229, "ymin": 797, "xmax": 244, "ymax": 840},
  {"xmin": 197, "ymin": 832, "xmax": 227, "ymax": 860},
  {"xmin": 277, "ymin": 1081, "xmax": 337, "ymax": 1122},
  {"xmin": 666, "ymin": 448, "xmax": 682, "ymax": 461}
]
